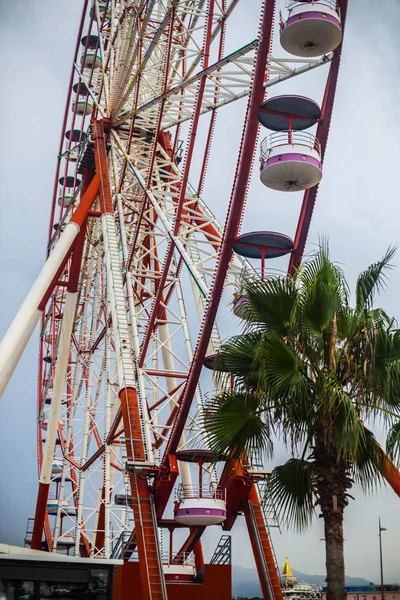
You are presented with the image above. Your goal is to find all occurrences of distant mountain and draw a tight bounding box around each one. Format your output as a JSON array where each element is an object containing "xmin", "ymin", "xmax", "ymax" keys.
[
  {"xmin": 292, "ymin": 569, "xmax": 371, "ymax": 587},
  {"xmin": 232, "ymin": 565, "xmax": 371, "ymax": 598}
]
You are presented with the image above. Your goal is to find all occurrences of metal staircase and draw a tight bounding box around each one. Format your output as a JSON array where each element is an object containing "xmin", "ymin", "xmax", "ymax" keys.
[
  {"xmin": 246, "ymin": 499, "xmax": 283, "ymax": 600},
  {"xmin": 250, "ymin": 446, "xmax": 281, "ymax": 532},
  {"xmin": 210, "ymin": 535, "xmax": 232, "ymax": 565},
  {"xmin": 129, "ymin": 474, "xmax": 167, "ymax": 599},
  {"xmin": 24, "ymin": 518, "xmax": 34, "ymax": 547}
]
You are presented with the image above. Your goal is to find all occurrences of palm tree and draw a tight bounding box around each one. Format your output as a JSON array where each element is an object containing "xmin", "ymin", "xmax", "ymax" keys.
[{"xmin": 205, "ymin": 244, "xmax": 400, "ymax": 600}]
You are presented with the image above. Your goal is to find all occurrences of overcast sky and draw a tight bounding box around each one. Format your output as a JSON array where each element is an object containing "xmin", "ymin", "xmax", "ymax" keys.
[{"xmin": 0, "ymin": 0, "xmax": 400, "ymax": 586}]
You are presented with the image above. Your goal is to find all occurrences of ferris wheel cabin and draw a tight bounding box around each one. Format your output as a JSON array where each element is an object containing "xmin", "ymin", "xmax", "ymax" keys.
[
  {"xmin": 258, "ymin": 94, "xmax": 322, "ymax": 192},
  {"xmin": 280, "ymin": 0, "xmax": 342, "ymax": 57},
  {"xmin": 80, "ymin": 51, "xmax": 102, "ymax": 70},
  {"xmin": 46, "ymin": 498, "xmax": 75, "ymax": 516},
  {"xmin": 58, "ymin": 175, "xmax": 81, "ymax": 189},
  {"xmin": 163, "ymin": 555, "xmax": 196, "ymax": 583},
  {"xmin": 65, "ymin": 129, "xmax": 83, "ymax": 143},
  {"xmin": 81, "ymin": 35, "xmax": 100, "ymax": 50},
  {"xmin": 51, "ymin": 459, "xmax": 63, "ymax": 475},
  {"xmin": 173, "ymin": 449, "xmax": 228, "ymax": 527},
  {"xmin": 57, "ymin": 194, "xmax": 74, "ymax": 207},
  {"xmin": 89, "ymin": 1, "xmax": 110, "ymax": 19},
  {"xmin": 72, "ymin": 97, "xmax": 94, "ymax": 116}
]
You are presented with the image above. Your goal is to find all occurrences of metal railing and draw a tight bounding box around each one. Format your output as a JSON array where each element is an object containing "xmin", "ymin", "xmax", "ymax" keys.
[
  {"xmin": 163, "ymin": 552, "xmax": 195, "ymax": 567},
  {"xmin": 286, "ymin": 0, "xmax": 340, "ymax": 12},
  {"xmin": 175, "ymin": 483, "xmax": 226, "ymax": 501},
  {"xmin": 260, "ymin": 131, "xmax": 321, "ymax": 162}
]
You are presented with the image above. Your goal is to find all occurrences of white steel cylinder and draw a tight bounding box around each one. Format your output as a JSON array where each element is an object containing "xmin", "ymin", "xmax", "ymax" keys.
[
  {"xmin": 0, "ymin": 222, "xmax": 80, "ymax": 399},
  {"xmin": 159, "ymin": 324, "xmax": 192, "ymax": 487},
  {"xmin": 40, "ymin": 291, "xmax": 78, "ymax": 485}
]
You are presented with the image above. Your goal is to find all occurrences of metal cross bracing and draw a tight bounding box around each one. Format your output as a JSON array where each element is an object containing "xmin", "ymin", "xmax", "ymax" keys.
[{"xmin": 0, "ymin": 1, "xmax": 357, "ymax": 599}]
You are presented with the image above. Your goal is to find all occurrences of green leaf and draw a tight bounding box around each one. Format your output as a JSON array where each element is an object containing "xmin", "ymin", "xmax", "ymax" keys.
[
  {"xmin": 213, "ymin": 332, "xmax": 263, "ymax": 390},
  {"xmin": 256, "ymin": 333, "xmax": 310, "ymax": 409},
  {"xmin": 386, "ymin": 421, "xmax": 400, "ymax": 464},
  {"xmin": 317, "ymin": 372, "xmax": 363, "ymax": 459},
  {"xmin": 298, "ymin": 248, "xmax": 347, "ymax": 335},
  {"xmin": 355, "ymin": 246, "xmax": 396, "ymax": 311},
  {"xmin": 267, "ymin": 458, "xmax": 315, "ymax": 532},
  {"xmin": 353, "ymin": 425, "xmax": 385, "ymax": 492},
  {"xmin": 204, "ymin": 391, "xmax": 272, "ymax": 458},
  {"xmin": 238, "ymin": 276, "xmax": 297, "ymax": 334}
]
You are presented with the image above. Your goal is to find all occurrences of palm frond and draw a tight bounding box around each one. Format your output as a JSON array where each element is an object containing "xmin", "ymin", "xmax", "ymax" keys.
[
  {"xmin": 355, "ymin": 246, "xmax": 396, "ymax": 311},
  {"xmin": 298, "ymin": 250, "xmax": 347, "ymax": 335},
  {"xmin": 237, "ymin": 276, "xmax": 297, "ymax": 334},
  {"xmin": 386, "ymin": 421, "xmax": 400, "ymax": 464},
  {"xmin": 378, "ymin": 361, "xmax": 400, "ymax": 411},
  {"xmin": 317, "ymin": 372, "xmax": 364, "ymax": 460},
  {"xmin": 213, "ymin": 332, "xmax": 263, "ymax": 389},
  {"xmin": 255, "ymin": 333, "xmax": 310, "ymax": 413},
  {"xmin": 352, "ymin": 425, "xmax": 385, "ymax": 492},
  {"xmin": 267, "ymin": 458, "xmax": 315, "ymax": 532},
  {"xmin": 204, "ymin": 390, "xmax": 272, "ymax": 458}
]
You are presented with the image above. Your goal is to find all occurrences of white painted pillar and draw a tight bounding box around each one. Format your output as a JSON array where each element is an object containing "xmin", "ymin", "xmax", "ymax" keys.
[
  {"xmin": 40, "ymin": 291, "xmax": 78, "ymax": 484},
  {"xmin": 0, "ymin": 223, "xmax": 80, "ymax": 398}
]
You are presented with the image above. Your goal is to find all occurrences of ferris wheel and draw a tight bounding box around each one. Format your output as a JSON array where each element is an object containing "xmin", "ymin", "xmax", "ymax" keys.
[{"xmin": 0, "ymin": 1, "xmax": 349, "ymax": 599}]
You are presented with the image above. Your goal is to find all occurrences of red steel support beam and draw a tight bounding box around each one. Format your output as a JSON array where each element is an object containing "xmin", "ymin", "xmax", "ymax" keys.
[
  {"xmin": 173, "ymin": 526, "xmax": 205, "ymax": 565},
  {"xmin": 382, "ymin": 455, "xmax": 400, "ymax": 497},
  {"xmin": 93, "ymin": 120, "xmax": 113, "ymax": 214},
  {"xmin": 120, "ymin": 387, "xmax": 165, "ymax": 600}
]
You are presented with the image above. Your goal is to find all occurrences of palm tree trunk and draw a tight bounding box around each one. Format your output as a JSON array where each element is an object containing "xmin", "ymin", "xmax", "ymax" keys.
[
  {"xmin": 314, "ymin": 433, "xmax": 349, "ymax": 600},
  {"xmin": 324, "ymin": 507, "xmax": 346, "ymax": 600}
]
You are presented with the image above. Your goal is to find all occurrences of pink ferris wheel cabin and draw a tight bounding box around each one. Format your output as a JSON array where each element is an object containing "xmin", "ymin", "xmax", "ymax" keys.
[
  {"xmin": 280, "ymin": 0, "xmax": 343, "ymax": 57},
  {"xmin": 258, "ymin": 95, "xmax": 322, "ymax": 192}
]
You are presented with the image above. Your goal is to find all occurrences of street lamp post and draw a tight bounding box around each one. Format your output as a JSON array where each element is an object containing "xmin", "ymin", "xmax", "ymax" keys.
[{"xmin": 379, "ymin": 518, "xmax": 387, "ymax": 600}]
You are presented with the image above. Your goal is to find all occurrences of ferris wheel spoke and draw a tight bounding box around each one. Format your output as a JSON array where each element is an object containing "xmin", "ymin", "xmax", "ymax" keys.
[{"xmin": 112, "ymin": 1, "xmax": 179, "ymax": 118}]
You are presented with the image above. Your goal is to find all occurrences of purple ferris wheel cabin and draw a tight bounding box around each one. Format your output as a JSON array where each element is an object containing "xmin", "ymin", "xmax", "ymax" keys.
[
  {"xmin": 258, "ymin": 95, "xmax": 322, "ymax": 193},
  {"xmin": 280, "ymin": 0, "xmax": 343, "ymax": 57}
]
